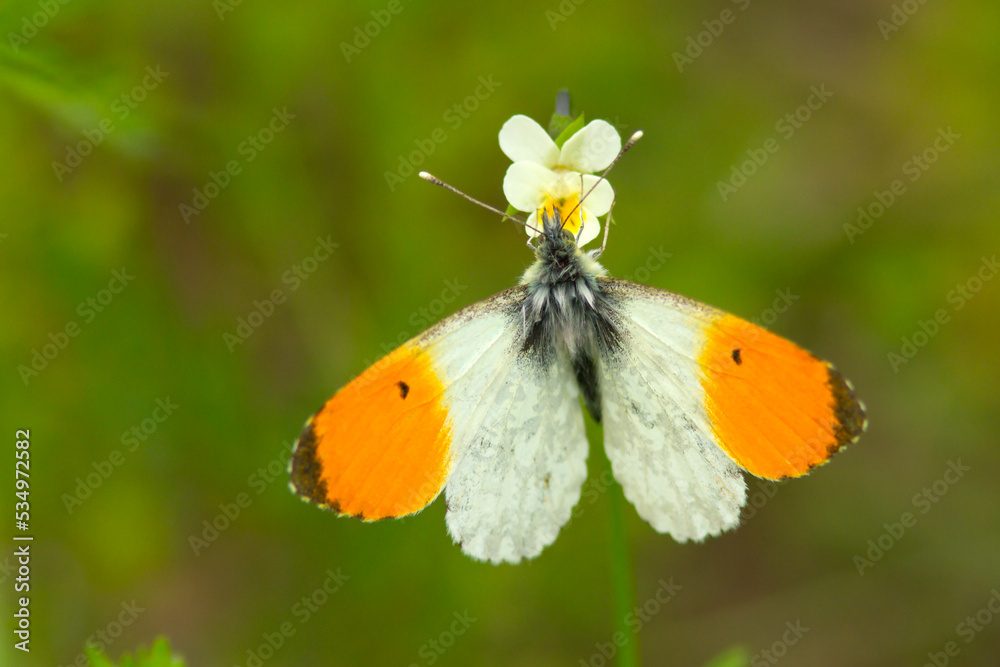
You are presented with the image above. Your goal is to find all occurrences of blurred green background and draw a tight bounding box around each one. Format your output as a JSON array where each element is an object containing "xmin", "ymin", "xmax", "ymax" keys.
[{"xmin": 2, "ymin": 0, "xmax": 999, "ymax": 665}]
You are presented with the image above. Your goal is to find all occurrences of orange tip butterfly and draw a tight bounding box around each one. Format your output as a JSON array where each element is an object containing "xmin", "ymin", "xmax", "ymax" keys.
[{"xmin": 289, "ymin": 111, "xmax": 866, "ymax": 565}]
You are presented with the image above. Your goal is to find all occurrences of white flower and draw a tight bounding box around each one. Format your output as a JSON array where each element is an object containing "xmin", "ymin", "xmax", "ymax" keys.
[{"xmin": 499, "ymin": 114, "xmax": 620, "ymax": 247}]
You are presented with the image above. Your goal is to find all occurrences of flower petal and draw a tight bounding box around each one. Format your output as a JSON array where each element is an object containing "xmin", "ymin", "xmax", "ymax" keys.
[
  {"xmin": 499, "ymin": 115, "xmax": 559, "ymax": 166},
  {"xmin": 580, "ymin": 175, "xmax": 614, "ymax": 216},
  {"xmin": 503, "ymin": 161, "xmax": 555, "ymax": 212},
  {"xmin": 524, "ymin": 210, "xmax": 541, "ymax": 238},
  {"xmin": 559, "ymin": 120, "xmax": 621, "ymax": 172},
  {"xmin": 576, "ymin": 208, "xmax": 601, "ymax": 248}
]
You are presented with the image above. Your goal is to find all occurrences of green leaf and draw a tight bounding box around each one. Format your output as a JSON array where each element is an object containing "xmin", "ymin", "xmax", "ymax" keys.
[
  {"xmin": 701, "ymin": 645, "xmax": 750, "ymax": 667},
  {"xmin": 86, "ymin": 637, "xmax": 185, "ymax": 667},
  {"xmin": 552, "ymin": 113, "xmax": 586, "ymax": 149},
  {"xmin": 85, "ymin": 646, "xmax": 116, "ymax": 667}
]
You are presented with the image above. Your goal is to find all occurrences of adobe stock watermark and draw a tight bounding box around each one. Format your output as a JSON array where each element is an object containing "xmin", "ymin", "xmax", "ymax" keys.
[
  {"xmin": 213, "ymin": 0, "xmax": 245, "ymax": 20},
  {"xmin": 340, "ymin": 0, "xmax": 413, "ymax": 63},
  {"xmin": 234, "ymin": 568, "xmax": 349, "ymax": 667},
  {"xmin": 7, "ymin": 0, "xmax": 73, "ymax": 53},
  {"xmin": 672, "ymin": 0, "xmax": 753, "ymax": 72},
  {"xmin": 222, "ymin": 236, "xmax": 338, "ymax": 352},
  {"xmin": 750, "ymin": 620, "xmax": 809, "ymax": 667},
  {"xmin": 384, "ymin": 75, "xmax": 502, "ymax": 191},
  {"xmin": 545, "ymin": 0, "xmax": 589, "ymax": 30},
  {"xmin": 17, "ymin": 268, "xmax": 134, "ymax": 386},
  {"xmin": 844, "ymin": 127, "xmax": 960, "ymax": 243},
  {"xmin": 406, "ymin": 610, "xmax": 477, "ymax": 667},
  {"xmin": 854, "ymin": 459, "xmax": 969, "ymax": 575},
  {"xmin": 62, "ymin": 397, "xmax": 179, "ymax": 514},
  {"xmin": 717, "ymin": 84, "xmax": 833, "ymax": 202},
  {"xmin": 188, "ymin": 441, "xmax": 294, "ymax": 556},
  {"xmin": 741, "ymin": 478, "xmax": 781, "ymax": 522},
  {"xmin": 0, "ymin": 552, "xmax": 17, "ymax": 586},
  {"xmin": 878, "ymin": 0, "xmax": 932, "ymax": 41},
  {"xmin": 921, "ymin": 588, "xmax": 1000, "ymax": 667},
  {"xmin": 617, "ymin": 246, "xmax": 672, "ymax": 284},
  {"xmin": 57, "ymin": 600, "xmax": 145, "ymax": 667},
  {"xmin": 887, "ymin": 254, "xmax": 996, "ymax": 373},
  {"xmin": 580, "ymin": 578, "xmax": 682, "ymax": 667},
  {"xmin": 180, "ymin": 106, "xmax": 296, "ymax": 224},
  {"xmin": 733, "ymin": 288, "xmax": 799, "ymax": 342},
  {"xmin": 51, "ymin": 65, "xmax": 169, "ymax": 182},
  {"xmin": 352, "ymin": 277, "xmax": 469, "ymax": 390}
]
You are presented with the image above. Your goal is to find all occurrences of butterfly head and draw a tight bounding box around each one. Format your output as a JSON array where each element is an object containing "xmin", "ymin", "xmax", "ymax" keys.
[
  {"xmin": 536, "ymin": 205, "xmax": 582, "ymax": 256},
  {"xmin": 522, "ymin": 204, "xmax": 607, "ymax": 292}
]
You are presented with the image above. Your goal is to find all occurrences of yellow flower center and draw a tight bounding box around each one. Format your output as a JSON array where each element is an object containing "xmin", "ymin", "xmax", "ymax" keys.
[{"xmin": 539, "ymin": 194, "xmax": 583, "ymax": 235}]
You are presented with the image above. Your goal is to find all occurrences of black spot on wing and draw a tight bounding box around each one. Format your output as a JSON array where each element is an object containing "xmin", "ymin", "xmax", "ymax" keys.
[
  {"xmin": 397, "ymin": 381, "xmax": 409, "ymax": 399},
  {"xmin": 732, "ymin": 348, "xmax": 742, "ymax": 365},
  {"xmin": 289, "ymin": 419, "xmax": 329, "ymax": 506},
  {"xmin": 827, "ymin": 367, "xmax": 867, "ymax": 450}
]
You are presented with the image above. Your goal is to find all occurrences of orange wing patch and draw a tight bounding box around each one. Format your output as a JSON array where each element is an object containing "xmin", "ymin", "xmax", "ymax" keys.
[
  {"xmin": 290, "ymin": 344, "xmax": 452, "ymax": 520},
  {"xmin": 698, "ymin": 313, "xmax": 866, "ymax": 480}
]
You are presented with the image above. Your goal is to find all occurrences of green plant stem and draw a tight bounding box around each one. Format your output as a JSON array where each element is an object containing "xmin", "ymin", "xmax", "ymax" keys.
[{"xmin": 606, "ymin": 456, "xmax": 640, "ymax": 667}]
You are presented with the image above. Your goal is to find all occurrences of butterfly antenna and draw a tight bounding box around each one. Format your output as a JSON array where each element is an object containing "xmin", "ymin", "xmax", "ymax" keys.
[
  {"xmin": 564, "ymin": 129, "xmax": 644, "ymax": 227},
  {"xmin": 419, "ymin": 171, "xmax": 542, "ymax": 235}
]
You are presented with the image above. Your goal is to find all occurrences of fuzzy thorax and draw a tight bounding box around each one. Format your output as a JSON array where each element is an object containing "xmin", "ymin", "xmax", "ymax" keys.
[{"xmin": 518, "ymin": 211, "xmax": 610, "ymax": 360}]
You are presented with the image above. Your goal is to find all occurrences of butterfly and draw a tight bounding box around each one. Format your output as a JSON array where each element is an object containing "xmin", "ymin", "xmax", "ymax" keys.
[{"xmin": 289, "ymin": 115, "xmax": 866, "ymax": 565}]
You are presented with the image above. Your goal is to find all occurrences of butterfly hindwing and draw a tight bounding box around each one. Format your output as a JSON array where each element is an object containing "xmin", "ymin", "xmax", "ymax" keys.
[
  {"xmin": 598, "ymin": 279, "xmax": 747, "ymax": 540},
  {"xmin": 444, "ymin": 347, "xmax": 588, "ymax": 565}
]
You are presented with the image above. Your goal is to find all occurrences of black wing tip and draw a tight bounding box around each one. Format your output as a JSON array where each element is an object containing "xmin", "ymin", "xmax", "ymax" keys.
[
  {"xmin": 751, "ymin": 365, "xmax": 867, "ymax": 481},
  {"xmin": 288, "ymin": 417, "xmax": 382, "ymax": 522},
  {"xmin": 289, "ymin": 419, "xmax": 330, "ymax": 507},
  {"xmin": 826, "ymin": 366, "xmax": 868, "ymax": 452}
]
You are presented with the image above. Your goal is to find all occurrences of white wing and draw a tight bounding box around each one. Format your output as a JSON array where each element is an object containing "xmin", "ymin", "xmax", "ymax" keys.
[
  {"xmin": 418, "ymin": 288, "xmax": 589, "ymax": 565},
  {"xmin": 442, "ymin": 352, "xmax": 588, "ymax": 565},
  {"xmin": 598, "ymin": 278, "xmax": 747, "ymax": 541}
]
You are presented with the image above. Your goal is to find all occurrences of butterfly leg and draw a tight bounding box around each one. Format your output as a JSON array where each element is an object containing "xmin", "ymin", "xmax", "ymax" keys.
[{"xmin": 591, "ymin": 197, "xmax": 616, "ymax": 260}]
